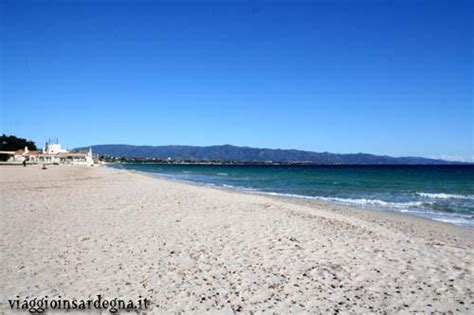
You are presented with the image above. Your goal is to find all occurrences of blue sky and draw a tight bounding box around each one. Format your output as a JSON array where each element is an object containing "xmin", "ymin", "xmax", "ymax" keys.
[{"xmin": 1, "ymin": 0, "xmax": 472, "ymax": 161}]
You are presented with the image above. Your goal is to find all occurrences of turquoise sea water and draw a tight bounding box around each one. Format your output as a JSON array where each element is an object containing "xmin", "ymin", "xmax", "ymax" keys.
[{"xmin": 111, "ymin": 164, "xmax": 474, "ymax": 228}]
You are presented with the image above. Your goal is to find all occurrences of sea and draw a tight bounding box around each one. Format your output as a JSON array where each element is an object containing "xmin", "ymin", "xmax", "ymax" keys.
[{"xmin": 109, "ymin": 164, "xmax": 474, "ymax": 228}]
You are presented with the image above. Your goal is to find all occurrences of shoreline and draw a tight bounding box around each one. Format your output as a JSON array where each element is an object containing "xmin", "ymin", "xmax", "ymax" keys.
[
  {"xmin": 129, "ymin": 167, "xmax": 474, "ymax": 251},
  {"xmin": 120, "ymin": 166, "xmax": 474, "ymax": 235},
  {"xmin": 1, "ymin": 165, "xmax": 473, "ymax": 313}
]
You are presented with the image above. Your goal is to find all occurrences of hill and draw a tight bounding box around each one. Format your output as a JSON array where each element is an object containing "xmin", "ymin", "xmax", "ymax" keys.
[{"xmin": 74, "ymin": 144, "xmax": 461, "ymax": 165}]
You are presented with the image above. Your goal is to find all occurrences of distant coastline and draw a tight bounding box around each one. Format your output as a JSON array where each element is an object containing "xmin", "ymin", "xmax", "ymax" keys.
[
  {"xmin": 101, "ymin": 159, "xmax": 473, "ymax": 166},
  {"xmin": 75, "ymin": 144, "xmax": 469, "ymax": 165}
]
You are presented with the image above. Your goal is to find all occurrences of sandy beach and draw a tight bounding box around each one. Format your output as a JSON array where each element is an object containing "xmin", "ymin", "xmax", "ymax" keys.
[{"xmin": 1, "ymin": 165, "xmax": 473, "ymax": 314}]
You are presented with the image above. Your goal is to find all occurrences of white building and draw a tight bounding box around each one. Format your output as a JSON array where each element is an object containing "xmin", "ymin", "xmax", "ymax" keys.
[
  {"xmin": 42, "ymin": 141, "xmax": 68, "ymax": 154},
  {"xmin": 3, "ymin": 140, "xmax": 94, "ymax": 166}
]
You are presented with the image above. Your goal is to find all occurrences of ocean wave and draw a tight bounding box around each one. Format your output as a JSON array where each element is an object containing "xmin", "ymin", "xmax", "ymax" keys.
[
  {"xmin": 223, "ymin": 184, "xmax": 258, "ymax": 191},
  {"xmin": 258, "ymin": 192, "xmax": 424, "ymax": 209},
  {"xmin": 416, "ymin": 192, "xmax": 474, "ymax": 200},
  {"xmin": 217, "ymin": 173, "xmax": 228, "ymax": 176},
  {"xmin": 314, "ymin": 197, "xmax": 425, "ymax": 209},
  {"xmin": 318, "ymin": 197, "xmax": 424, "ymax": 209}
]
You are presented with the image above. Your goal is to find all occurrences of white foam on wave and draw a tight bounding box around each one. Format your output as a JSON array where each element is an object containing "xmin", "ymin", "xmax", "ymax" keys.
[
  {"xmin": 258, "ymin": 192, "xmax": 424, "ymax": 209},
  {"xmin": 258, "ymin": 191, "xmax": 473, "ymax": 227},
  {"xmin": 223, "ymin": 184, "xmax": 258, "ymax": 191},
  {"xmin": 416, "ymin": 192, "xmax": 474, "ymax": 200},
  {"xmin": 318, "ymin": 197, "xmax": 424, "ymax": 209}
]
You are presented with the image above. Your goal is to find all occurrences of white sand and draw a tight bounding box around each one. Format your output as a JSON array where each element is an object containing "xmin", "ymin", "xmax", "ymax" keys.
[{"xmin": 1, "ymin": 165, "xmax": 473, "ymax": 313}]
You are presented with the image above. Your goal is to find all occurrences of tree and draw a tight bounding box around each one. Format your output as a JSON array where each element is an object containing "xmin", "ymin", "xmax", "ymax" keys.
[{"xmin": 0, "ymin": 134, "xmax": 38, "ymax": 161}]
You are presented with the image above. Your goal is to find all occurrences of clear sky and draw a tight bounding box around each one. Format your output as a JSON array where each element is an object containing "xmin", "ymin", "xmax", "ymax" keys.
[{"xmin": 1, "ymin": 0, "xmax": 473, "ymax": 161}]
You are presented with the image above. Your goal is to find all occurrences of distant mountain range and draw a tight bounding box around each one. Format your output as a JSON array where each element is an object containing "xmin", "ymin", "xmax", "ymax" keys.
[{"xmin": 74, "ymin": 144, "xmax": 466, "ymax": 165}]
